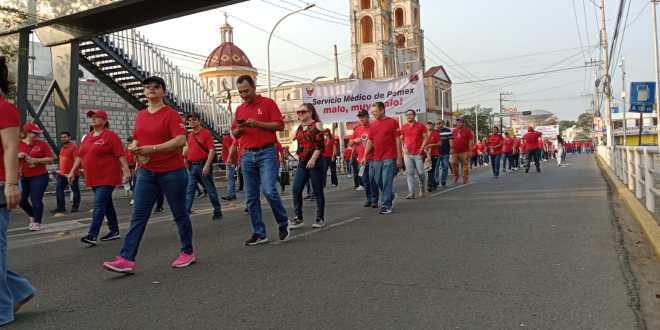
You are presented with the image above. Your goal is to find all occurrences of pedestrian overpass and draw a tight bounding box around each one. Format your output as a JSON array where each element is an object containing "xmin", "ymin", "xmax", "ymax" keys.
[{"xmin": 1, "ymin": 0, "xmax": 247, "ymax": 152}]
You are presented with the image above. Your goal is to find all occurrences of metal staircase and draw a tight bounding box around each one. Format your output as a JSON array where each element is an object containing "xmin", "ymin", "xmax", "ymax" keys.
[{"xmin": 78, "ymin": 29, "xmax": 231, "ymax": 152}]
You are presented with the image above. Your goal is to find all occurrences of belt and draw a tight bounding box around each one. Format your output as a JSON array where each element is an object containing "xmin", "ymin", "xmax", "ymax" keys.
[
  {"xmin": 188, "ymin": 160, "xmax": 206, "ymax": 165},
  {"xmin": 244, "ymin": 143, "xmax": 275, "ymax": 152}
]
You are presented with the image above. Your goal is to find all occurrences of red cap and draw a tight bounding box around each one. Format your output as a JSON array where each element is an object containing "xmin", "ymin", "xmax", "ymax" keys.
[
  {"xmin": 23, "ymin": 122, "xmax": 43, "ymax": 134},
  {"xmin": 87, "ymin": 110, "xmax": 108, "ymax": 121}
]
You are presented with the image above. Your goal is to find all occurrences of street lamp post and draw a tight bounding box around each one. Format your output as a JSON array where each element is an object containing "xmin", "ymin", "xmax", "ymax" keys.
[
  {"xmin": 652, "ymin": 0, "xmax": 660, "ymax": 146},
  {"xmin": 267, "ymin": 4, "xmax": 315, "ymax": 99}
]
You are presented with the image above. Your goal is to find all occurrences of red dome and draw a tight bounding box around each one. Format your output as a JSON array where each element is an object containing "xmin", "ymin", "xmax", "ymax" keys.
[{"xmin": 204, "ymin": 42, "xmax": 253, "ymax": 69}]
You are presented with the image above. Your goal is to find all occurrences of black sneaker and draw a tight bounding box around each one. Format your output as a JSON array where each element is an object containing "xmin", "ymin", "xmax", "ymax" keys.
[
  {"xmin": 289, "ymin": 216, "xmax": 304, "ymax": 229},
  {"xmin": 81, "ymin": 235, "xmax": 97, "ymax": 246},
  {"xmin": 245, "ymin": 234, "xmax": 268, "ymax": 246},
  {"xmin": 379, "ymin": 207, "xmax": 392, "ymax": 215},
  {"xmin": 100, "ymin": 231, "xmax": 120, "ymax": 241},
  {"xmin": 49, "ymin": 209, "xmax": 65, "ymax": 215},
  {"xmin": 153, "ymin": 207, "xmax": 164, "ymax": 213},
  {"xmin": 312, "ymin": 218, "xmax": 325, "ymax": 228},
  {"xmin": 363, "ymin": 201, "xmax": 372, "ymax": 207},
  {"xmin": 243, "ymin": 208, "xmax": 249, "ymax": 214},
  {"xmin": 279, "ymin": 226, "xmax": 290, "ymax": 241},
  {"xmin": 212, "ymin": 212, "xmax": 223, "ymax": 220},
  {"xmin": 70, "ymin": 208, "xmax": 79, "ymax": 213},
  {"xmin": 221, "ymin": 196, "xmax": 236, "ymax": 201}
]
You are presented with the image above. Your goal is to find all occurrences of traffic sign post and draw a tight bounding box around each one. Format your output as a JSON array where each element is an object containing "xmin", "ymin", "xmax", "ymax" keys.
[{"xmin": 629, "ymin": 82, "xmax": 657, "ymax": 145}]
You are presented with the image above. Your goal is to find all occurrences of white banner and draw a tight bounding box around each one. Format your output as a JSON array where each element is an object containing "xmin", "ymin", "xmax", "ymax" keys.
[
  {"xmin": 302, "ymin": 71, "xmax": 427, "ymax": 123},
  {"xmin": 517, "ymin": 125, "xmax": 558, "ymax": 138}
]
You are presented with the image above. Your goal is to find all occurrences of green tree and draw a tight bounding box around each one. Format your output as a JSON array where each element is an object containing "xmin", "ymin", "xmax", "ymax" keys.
[
  {"xmin": 576, "ymin": 112, "xmax": 594, "ymax": 132},
  {"xmin": 559, "ymin": 120, "xmax": 575, "ymax": 134},
  {"xmin": 459, "ymin": 106, "xmax": 493, "ymax": 141}
]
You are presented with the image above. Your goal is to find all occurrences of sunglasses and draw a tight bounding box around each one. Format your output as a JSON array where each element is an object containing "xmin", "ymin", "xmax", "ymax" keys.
[{"xmin": 296, "ymin": 110, "xmax": 309, "ymax": 115}]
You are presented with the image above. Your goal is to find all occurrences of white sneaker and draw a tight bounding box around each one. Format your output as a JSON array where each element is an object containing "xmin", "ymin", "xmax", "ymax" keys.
[
  {"xmin": 129, "ymin": 199, "xmax": 134, "ymax": 206},
  {"xmin": 356, "ymin": 186, "xmax": 365, "ymax": 191},
  {"xmin": 29, "ymin": 222, "xmax": 42, "ymax": 231}
]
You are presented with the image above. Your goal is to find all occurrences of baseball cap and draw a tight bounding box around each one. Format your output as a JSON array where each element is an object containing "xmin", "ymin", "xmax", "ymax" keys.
[
  {"xmin": 143, "ymin": 76, "xmax": 167, "ymax": 90},
  {"xmin": 86, "ymin": 110, "xmax": 108, "ymax": 121},
  {"xmin": 23, "ymin": 122, "xmax": 43, "ymax": 134},
  {"xmin": 356, "ymin": 110, "xmax": 369, "ymax": 117}
]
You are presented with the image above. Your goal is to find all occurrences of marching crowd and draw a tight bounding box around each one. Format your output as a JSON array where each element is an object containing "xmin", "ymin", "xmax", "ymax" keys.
[{"xmin": 0, "ymin": 57, "xmax": 589, "ymax": 325}]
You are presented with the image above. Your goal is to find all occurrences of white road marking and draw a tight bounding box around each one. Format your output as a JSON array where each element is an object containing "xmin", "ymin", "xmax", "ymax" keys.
[
  {"xmin": 273, "ymin": 217, "xmax": 362, "ymax": 245},
  {"xmin": 430, "ymin": 182, "xmax": 473, "ymax": 197}
]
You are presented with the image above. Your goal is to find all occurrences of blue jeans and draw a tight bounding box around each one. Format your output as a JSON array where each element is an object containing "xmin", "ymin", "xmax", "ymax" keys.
[
  {"xmin": 55, "ymin": 174, "xmax": 80, "ymax": 211},
  {"xmin": 88, "ymin": 186, "xmax": 119, "ymax": 238},
  {"xmin": 226, "ymin": 164, "xmax": 237, "ymax": 198},
  {"xmin": 0, "ymin": 208, "xmax": 35, "ymax": 326},
  {"xmin": 370, "ymin": 159, "xmax": 396, "ymax": 209},
  {"xmin": 120, "ymin": 168, "xmax": 193, "ymax": 261},
  {"xmin": 18, "ymin": 173, "xmax": 49, "ymax": 224},
  {"xmin": 490, "ymin": 154, "xmax": 502, "ymax": 177},
  {"xmin": 437, "ymin": 154, "xmax": 450, "ymax": 185},
  {"xmin": 292, "ymin": 159, "xmax": 324, "ymax": 220},
  {"xmin": 185, "ymin": 163, "xmax": 222, "ymax": 214},
  {"xmin": 240, "ymin": 146, "xmax": 289, "ymax": 238},
  {"xmin": 361, "ymin": 161, "xmax": 378, "ymax": 204}
]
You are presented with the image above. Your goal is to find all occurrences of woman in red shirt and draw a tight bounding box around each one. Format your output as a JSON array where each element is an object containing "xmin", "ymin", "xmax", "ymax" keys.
[
  {"xmin": 103, "ymin": 76, "xmax": 193, "ymax": 274},
  {"xmin": 487, "ymin": 126, "xmax": 504, "ymax": 178},
  {"xmin": 289, "ymin": 103, "xmax": 326, "ymax": 229},
  {"xmin": 0, "ymin": 58, "xmax": 36, "ymax": 325},
  {"xmin": 70, "ymin": 110, "xmax": 129, "ymax": 245},
  {"xmin": 18, "ymin": 122, "xmax": 54, "ymax": 231}
]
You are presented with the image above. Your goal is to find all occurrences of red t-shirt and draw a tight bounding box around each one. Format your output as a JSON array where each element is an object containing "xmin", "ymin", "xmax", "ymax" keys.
[
  {"xmin": 352, "ymin": 125, "xmax": 371, "ymax": 163},
  {"xmin": 502, "ymin": 137, "xmax": 514, "ymax": 153},
  {"xmin": 58, "ymin": 143, "xmax": 80, "ymax": 176},
  {"xmin": 79, "ymin": 129, "xmax": 124, "ymax": 187},
  {"xmin": 186, "ymin": 127, "xmax": 214, "ymax": 162},
  {"xmin": 512, "ymin": 137, "xmax": 520, "ymax": 152},
  {"xmin": 523, "ymin": 131, "xmax": 542, "ymax": 148},
  {"xmin": 231, "ymin": 95, "xmax": 283, "ymax": 149},
  {"xmin": 133, "ymin": 106, "xmax": 187, "ymax": 173},
  {"xmin": 537, "ymin": 138, "xmax": 544, "ymax": 149},
  {"xmin": 0, "ymin": 97, "xmax": 20, "ymax": 183},
  {"xmin": 276, "ymin": 141, "xmax": 283, "ymax": 163},
  {"xmin": 221, "ymin": 135, "xmax": 234, "ymax": 163},
  {"xmin": 487, "ymin": 134, "xmax": 504, "ymax": 155},
  {"xmin": 401, "ymin": 122, "xmax": 427, "ymax": 155},
  {"xmin": 471, "ymin": 144, "xmax": 479, "ymax": 155},
  {"xmin": 452, "ymin": 127, "xmax": 474, "ymax": 153},
  {"xmin": 322, "ymin": 135, "xmax": 335, "ymax": 158},
  {"xmin": 368, "ymin": 116, "xmax": 400, "ymax": 161},
  {"xmin": 19, "ymin": 139, "xmax": 53, "ymax": 178},
  {"xmin": 427, "ymin": 130, "xmax": 441, "ymax": 157},
  {"xmin": 342, "ymin": 147, "xmax": 353, "ymax": 161}
]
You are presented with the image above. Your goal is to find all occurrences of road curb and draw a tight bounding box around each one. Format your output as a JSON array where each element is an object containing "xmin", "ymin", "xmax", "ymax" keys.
[{"xmin": 595, "ymin": 155, "xmax": 660, "ymax": 259}]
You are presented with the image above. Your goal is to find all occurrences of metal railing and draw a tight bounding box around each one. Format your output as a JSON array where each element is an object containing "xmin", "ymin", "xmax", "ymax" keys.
[
  {"xmin": 598, "ymin": 145, "xmax": 660, "ymax": 213},
  {"xmin": 102, "ymin": 29, "xmax": 232, "ymax": 134}
]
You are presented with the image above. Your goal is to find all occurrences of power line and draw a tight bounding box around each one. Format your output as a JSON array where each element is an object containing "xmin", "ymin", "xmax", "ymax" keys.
[
  {"xmin": 291, "ymin": 0, "xmax": 349, "ymax": 19},
  {"xmin": 259, "ymin": 0, "xmax": 350, "ymax": 27},
  {"xmin": 572, "ymin": 0, "xmax": 588, "ymax": 62},
  {"xmin": 454, "ymin": 64, "xmax": 596, "ymax": 85}
]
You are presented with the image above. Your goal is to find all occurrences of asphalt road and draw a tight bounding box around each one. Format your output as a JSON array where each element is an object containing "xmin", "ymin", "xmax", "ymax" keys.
[{"xmin": 5, "ymin": 154, "xmax": 649, "ymax": 329}]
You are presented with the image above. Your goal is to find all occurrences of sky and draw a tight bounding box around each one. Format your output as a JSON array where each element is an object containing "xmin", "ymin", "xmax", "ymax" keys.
[{"xmin": 135, "ymin": 0, "xmax": 658, "ymax": 121}]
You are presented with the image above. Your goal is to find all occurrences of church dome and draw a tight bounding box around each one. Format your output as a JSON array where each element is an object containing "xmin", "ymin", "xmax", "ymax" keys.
[{"xmin": 203, "ymin": 42, "xmax": 253, "ymax": 69}]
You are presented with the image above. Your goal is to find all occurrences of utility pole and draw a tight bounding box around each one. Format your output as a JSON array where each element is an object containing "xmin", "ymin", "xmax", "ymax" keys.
[
  {"xmin": 333, "ymin": 44, "xmax": 345, "ymax": 160},
  {"xmin": 620, "ymin": 57, "xmax": 627, "ymax": 145},
  {"xmin": 499, "ymin": 92, "xmax": 513, "ymax": 130},
  {"xmin": 652, "ymin": 0, "xmax": 660, "ymax": 145},
  {"xmin": 598, "ymin": 0, "xmax": 614, "ymax": 147},
  {"xmin": 475, "ymin": 105, "xmax": 480, "ymax": 142}
]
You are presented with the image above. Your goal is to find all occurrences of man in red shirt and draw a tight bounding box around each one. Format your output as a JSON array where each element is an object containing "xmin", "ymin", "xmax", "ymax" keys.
[
  {"xmin": 365, "ymin": 102, "xmax": 402, "ymax": 215},
  {"xmin": 451, "ymin": 117, "xmax": 474, "ymax": 184},
  {"xmin": 321, "ymin": 129, "xmax": 338, "ymax": 187},
  {"xmin": 423, "ymin": 121, "xmax": 441, "ymax": 191},
  {"xmin": 230, "ymin": 75, "xmax": 289, "ymax": 245},
  {"xmin": 352, "ymin": 110, "xmax": 378, "ymax": 208},
  {"xmin": 523, "ymin": 126, "xmax": 543, "ymax": 173},
  {"xmin": 400, "ymin": 110, "xmax": 428, "ymax": 199},
  {"xmin": 52, "ymin": 131, "xmax": 80, "ymax": 216},
  {"xmin": 501, "ymin": 132, "xmax": 514, "ymax": 173},
  {"xmin": 184, "ymin": 113, "xmax": 222, "ymax": 220},
  {"xmin": 220, "ymin": 130, "xmax": 237, "ymax": 200},
  {"xmin": 487, "ymin": 126, "xmax": 504, "ymax": 178}
]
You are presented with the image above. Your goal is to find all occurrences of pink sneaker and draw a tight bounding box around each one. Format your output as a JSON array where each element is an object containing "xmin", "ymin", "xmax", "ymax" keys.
[
  {"xmin": 171, "ymin": 252, "xmax": 196, "ymax": 268},
  {"xmin": 103, "ymin": 256, "xmax": 136, "ymax": 273}
]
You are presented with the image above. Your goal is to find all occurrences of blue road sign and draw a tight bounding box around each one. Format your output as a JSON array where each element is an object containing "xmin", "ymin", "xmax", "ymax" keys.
[
  {"xmin": 629, "ymin": 82, "xmax": 656, "ymax": 113},
  {"xmin": 612, "ymin": 106, "xmax": 620, "ymax": 113}
]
